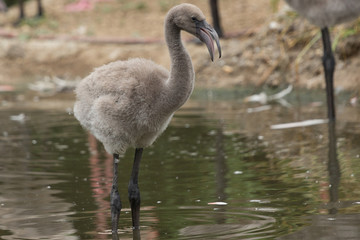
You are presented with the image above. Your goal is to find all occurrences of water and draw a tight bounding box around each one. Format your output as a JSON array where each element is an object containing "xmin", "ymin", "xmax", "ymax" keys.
[{"xmin": 1, "ymin": 89, "xmax": 360, "ymax": 239}]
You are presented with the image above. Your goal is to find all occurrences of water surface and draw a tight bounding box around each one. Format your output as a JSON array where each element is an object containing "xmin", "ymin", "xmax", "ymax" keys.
[{"xmin": 1, "ymin": 89, "xmax": 360, "ymax": 239}]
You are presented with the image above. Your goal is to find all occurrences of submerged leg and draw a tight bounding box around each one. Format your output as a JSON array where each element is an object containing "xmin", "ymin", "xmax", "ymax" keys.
[
  {"xmin": 327, "ymin": 120, "xmax": 340, "ymax": 215},
  {"xmin": 321, "ymin": 27, "xmax": 336, "ymax": 121},
  {"xmin": 128, "ymin": 148, "xmax": 143, "ymax": 229},
  {"xmin": 111, "ymin": 153, "xmax": 122, "ymax": 239}
]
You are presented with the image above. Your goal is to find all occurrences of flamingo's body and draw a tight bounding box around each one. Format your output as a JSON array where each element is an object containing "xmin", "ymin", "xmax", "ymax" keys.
[
  {"xmin": 286, "ymin": 0, "xmax": 360, "ymax": 120},
  {"xmin": 74, "ymin": 58, "xmax": 174, "ymax": 154},
  {"xmin": 74, "ymin": 3, "xmax": 221, "ymax": 238},
  {"xmin": 286, "ymin": 0, "xmax": 360, "ymax": 28}
]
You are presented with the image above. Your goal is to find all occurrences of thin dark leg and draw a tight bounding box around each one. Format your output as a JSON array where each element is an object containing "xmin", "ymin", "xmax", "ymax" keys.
[
  {"xmin": 321, "ymin": 27, "xmax": 336, "ymax": 121},
  {"xmin": 111, "ymin": 154, "xmax": 122, "ymax": 240},
  {"xmin": 128, "ymin": 148, "xmax": 143, "ymax": 229},
  {"xmin": 18, "ymin": 0, "xmax": 25, "ymax": 19},
  {"xmin": 36, "ymin": 0, "xmax": 43, "ymax": 17},
  {"xmin": 209, "ymin": 0, "xmax": 223, "ymax": 38}
]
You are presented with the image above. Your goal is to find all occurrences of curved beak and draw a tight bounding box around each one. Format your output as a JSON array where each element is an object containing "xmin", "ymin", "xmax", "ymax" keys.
[{"xmin": 196, "ymin": 20, "xmax": 222, "ymax": 61}]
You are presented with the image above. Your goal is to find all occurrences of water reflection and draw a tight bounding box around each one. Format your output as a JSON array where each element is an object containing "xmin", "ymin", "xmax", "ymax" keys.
[
  {"xmin": 278, "ymin": 120, "xmax": 360, "ymax": 239},
  {"xmin": 179, "ymin": 212, "xmax": 275, "ymax": 239},
  {"xmin": 214, "ymin": 121, "xmax": 227, "ymax": 223},
  {"xmin": 0, "ymin": 111, "xmax": 77, "ymax": 240},
  {"xmin": 86, "ymin": 134, "xmax": 160, "ymax": 239},
  {"xmin": 327, "ymin": 120, "xmax": 340, "ymax": 215},
  {"xmin": 0, "ymin": 91, "xmax": 360, "ymax": 239},
  {"xmin": 87, "ymin": 134, "xmax": 112, "ymax": 239}
]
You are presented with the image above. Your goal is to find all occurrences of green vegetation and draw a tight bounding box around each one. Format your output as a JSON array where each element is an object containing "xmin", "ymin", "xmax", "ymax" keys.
[{"xmin": 270, "ymin": 0, "xmax": 280, "ymax": 12}]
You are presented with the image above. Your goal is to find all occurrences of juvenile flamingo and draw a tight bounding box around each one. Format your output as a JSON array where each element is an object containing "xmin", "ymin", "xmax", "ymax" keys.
[{"xmin": 73, "ymin": 3, "xmax": 221, "ymax": 238}]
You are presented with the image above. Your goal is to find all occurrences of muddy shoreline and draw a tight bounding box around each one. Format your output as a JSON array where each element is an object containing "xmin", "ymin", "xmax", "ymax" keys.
[{"xmin": 0, "ymin": 0, "xmax": 360, "ymax": 94}]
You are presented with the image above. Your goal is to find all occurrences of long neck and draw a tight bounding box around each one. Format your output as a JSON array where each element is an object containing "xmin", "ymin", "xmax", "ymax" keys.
[{"xmin": 163, "ymin": 17, "xmax": 195, "ymax": 112}]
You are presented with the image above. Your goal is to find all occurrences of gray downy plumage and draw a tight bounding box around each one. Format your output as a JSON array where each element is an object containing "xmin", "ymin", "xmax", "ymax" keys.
[
  {"xmin": 286, "ymin": 0, "xmax": 360, "ymax": 28},
  {"xmin": 73, "ymin": 3, "xmax": 221, "ymax": 155}
]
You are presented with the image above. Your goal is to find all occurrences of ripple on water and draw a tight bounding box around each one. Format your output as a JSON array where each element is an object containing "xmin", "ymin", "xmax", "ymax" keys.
[{"xmin": 177, "ymin": 208, "xmax": 276, "ymax": 239}]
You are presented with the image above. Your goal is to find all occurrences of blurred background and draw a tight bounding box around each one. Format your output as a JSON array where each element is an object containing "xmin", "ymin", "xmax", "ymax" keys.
[{"xmin": 0, "ymin": 0, "xmax": 360, "ymax": 239}]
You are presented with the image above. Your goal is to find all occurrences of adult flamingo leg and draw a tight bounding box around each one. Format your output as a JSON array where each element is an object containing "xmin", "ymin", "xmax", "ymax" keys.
[{"xmin": 321, "ymin": 27, "xmax": 336, "ymax": 121}]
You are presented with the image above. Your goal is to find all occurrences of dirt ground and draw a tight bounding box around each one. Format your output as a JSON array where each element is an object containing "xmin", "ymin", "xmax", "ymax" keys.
[{"xmin": 0, "ymin": 0, "xmax": 360, "ymax": 93}]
